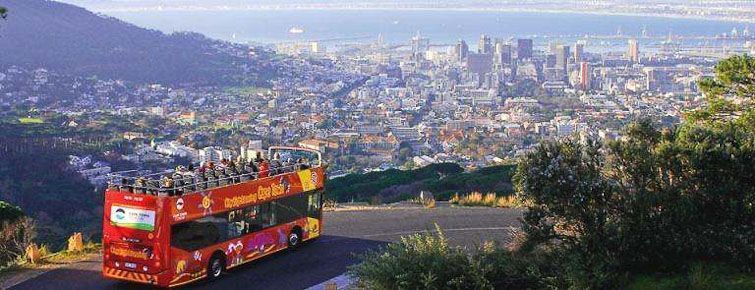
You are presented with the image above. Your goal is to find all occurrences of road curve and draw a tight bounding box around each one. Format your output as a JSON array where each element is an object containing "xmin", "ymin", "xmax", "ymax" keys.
[{"xmin": 9, "ymin": 206, "xmax": 522, "ymax": 290}]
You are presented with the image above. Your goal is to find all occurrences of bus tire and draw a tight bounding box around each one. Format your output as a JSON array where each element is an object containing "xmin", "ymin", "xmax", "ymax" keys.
[
  {"xmin": 208, "ymin": 252, "xmax": 225, "ymax": 280},
  {"xmin": 288, "ymin": 227, "xmax": 302, "ymax": 249}
]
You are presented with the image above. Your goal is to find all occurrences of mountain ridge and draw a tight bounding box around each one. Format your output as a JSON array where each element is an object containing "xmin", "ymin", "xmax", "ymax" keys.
[{"xmin": 0, "ymin": 0, "xmax": 272, "ymax": 86}]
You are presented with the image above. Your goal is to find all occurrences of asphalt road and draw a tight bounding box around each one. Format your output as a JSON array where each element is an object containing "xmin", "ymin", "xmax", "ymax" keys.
[{"xmin": 9, "ymin": 205, "xmax": 522, "ymax": 290}]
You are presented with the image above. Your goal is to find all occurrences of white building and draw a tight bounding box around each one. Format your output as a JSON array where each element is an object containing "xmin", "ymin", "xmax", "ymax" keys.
[{"xmin": 199, "ymin": 146, "xmax": 232, "ymax": 164}]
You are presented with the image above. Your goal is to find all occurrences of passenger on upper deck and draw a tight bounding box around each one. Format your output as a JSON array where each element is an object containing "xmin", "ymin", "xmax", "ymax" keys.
[
  {"xmin": 271, "ymin": 153, "xmax": 283, "ymax": 175},
  {"xmin": 258, "ymin": 157, "xmax": 270, "ymax": 178},
  {"xmin": 246, "ymin": 160, "xmax": 259, "ymax": 177}
]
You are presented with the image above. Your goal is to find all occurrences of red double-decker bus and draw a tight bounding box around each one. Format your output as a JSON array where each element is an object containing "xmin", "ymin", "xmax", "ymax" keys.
[{"xmin": 102, "ymin": 147, "xmax": 325, "ymax": 287}]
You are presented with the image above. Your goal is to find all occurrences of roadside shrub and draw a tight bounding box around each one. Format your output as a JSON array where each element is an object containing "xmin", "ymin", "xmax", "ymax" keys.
[
  {"xmin": 0, "ymin": 217, "xmax": 36, "ymax": 268},
  {"xmin": 350, "ymin": 226, "xmax": 564, "ymax": 290},
  {"xmin": 349, "ymin": 225, "xmax": 483, "ymax": 290},
  {"xmin": 0, "ymin": 201, "xmax": 36, "ymax": 268}
]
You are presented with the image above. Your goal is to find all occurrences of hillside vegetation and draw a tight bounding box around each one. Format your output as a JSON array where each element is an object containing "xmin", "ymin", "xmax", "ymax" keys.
[
  {"xmin": 325, "ymin": 163, "xmax": 516, "ymax": 203},
  {"xmin": 0, "ymin": 0, "xmax": 273, "ymax": 86}
]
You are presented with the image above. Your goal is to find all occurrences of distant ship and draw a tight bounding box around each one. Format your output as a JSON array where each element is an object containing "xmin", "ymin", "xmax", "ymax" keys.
[{"xmin": 288, "ymin": 27, "xmax": 305, "ymax": 34}]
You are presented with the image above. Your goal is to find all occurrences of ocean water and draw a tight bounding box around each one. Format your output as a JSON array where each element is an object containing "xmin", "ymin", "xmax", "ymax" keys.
[{"xmin": 107, "ymin": 9, "xmax": 748, "ymax": 50}]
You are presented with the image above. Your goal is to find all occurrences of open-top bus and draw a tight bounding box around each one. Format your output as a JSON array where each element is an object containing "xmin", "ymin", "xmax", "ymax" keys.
[{"xmin": 102, "ymin": 147, "xmax": 324, "ymax": 287}]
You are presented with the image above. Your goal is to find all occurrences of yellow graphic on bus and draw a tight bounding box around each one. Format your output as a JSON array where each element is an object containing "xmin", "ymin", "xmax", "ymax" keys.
[
  {"xmin": 298, "ymin": 169, "xmax": 316, "ymax": 191},
  {"xmin": 307, "ymin": 217, "xmax": 320, "ymax": 239}
]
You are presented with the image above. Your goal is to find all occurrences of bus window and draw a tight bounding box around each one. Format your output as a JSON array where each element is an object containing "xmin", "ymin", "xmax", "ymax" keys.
[
  {"xmin": 246, "ymin": 205, "xmax": 264, "ymax": 232},
  {"xmin": 171, "ymin": 215, "xmax": 228, "ymax": 251},
  {"xmin": 226, "ymin": 209, "xmax": 246, "ymax": 239},
  {"xmin": 274, "ymin": 194, "xmax": 307, "ymax": 223},
  {"xmin": 307, "ymin": 191, "xmax": 322, "ymax": 218},
  {"xmin": 259, "ymin": 203, "xmax": 276, "ymax": 228}
]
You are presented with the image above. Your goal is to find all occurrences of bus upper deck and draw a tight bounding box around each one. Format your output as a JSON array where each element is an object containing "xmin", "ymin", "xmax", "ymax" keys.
[{"xmin": 105, "ymin": 146, "xmax": 323, "ymax": 197}]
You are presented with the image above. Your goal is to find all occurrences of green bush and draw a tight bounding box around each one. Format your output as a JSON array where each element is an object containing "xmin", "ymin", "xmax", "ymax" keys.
[
  {"xmin": 349, "ymin": 226, "xmax": 481, "ymax": 290},
  {"xmin": 0, "ymin": 201, "xmax": 24, "ymax": 223},
  {"xmin": 513, "ymin": 120, "xmax": 755, "ymax": 288},
  {"xmin": 349, "ymin": 226, "xmax": 559, "ymax": 290}
]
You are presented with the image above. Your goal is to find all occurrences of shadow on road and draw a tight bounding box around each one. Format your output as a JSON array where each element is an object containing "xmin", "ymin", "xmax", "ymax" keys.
[{"xmin": 10, "ymin": 235, "xmax": 387, "ymax": 290}]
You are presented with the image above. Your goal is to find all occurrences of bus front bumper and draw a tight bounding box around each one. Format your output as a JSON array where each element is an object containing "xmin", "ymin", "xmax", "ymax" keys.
[{"xmin": 103, "ymin": 265, "xmax": 170, "ymax": 287}]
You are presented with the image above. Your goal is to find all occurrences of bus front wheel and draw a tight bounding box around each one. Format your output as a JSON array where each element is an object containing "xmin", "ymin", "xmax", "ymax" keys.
[
  {"xmin": 208, "ymin": 252, "xmax": 225, "ymax": 280},
  {"xmin": 288, "ymin": 227, "xmax": 302, "ymax": 249}
]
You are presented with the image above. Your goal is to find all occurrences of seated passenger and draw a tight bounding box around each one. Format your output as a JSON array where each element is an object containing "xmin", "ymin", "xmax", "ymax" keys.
[
  {"xmin": 258, "ymin": 159, "xmax": 270, "ymax": 178},
  {"xmin": 134, "ymin": 177, "xmax": 146, "ymax": 194},
  {"xmin": 117, "ymin": 177, "xmax": 131, "ymax": 192},
  {"xmin": 172, "ymin": 173, "xmax": 186, "ymax": 195},
  {"xmin": 227, "ymin": 160, "xmax": 239, "ymax": 183},
  {"xmin": 271, "ymin": 153, "xmax": 283, "ymax": 175},
  {"xmin": 161, "ymin": 176, "xmax": 175, "ymax": 196},
  {"xmin": 282, "ymin": 158, "xmax": 294, "ymax": 173},
  {"xmin": 147, "ymin": 178, "xmax": 161, "ymax": 195},
  {"xmin": 246, "ymin": 160, "xmax": 259, "ymax": 180}
]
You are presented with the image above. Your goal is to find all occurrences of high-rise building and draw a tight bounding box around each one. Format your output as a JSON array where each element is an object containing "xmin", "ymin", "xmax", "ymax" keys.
[
  {"xmin": 628, "ymin": 39, "xmax": 640, "ymax": 63},
  {"xmin": 466, "ymin": 53, "xmax": 493, "ymax": 76},
  {"xmin": 574, "ymin": 42, "xmax": 584, "ymax": 63},
  {"xmin": 455, "ymin": 39, "xmax": 469, "ymax": 61},
  {"xmin": 545, "ymin": 54, "xmax": 557, "ymax": 68},
  {"xmin": 495, "ymin": 42, "xmax": 512, "ymax": 65},
  {"xmin": 555, "ymin": 44, "xmax": 570, "ymax": 74},
  {"xmin": 517, "ymin": 39, "xmax": 533, "ymax": 60},
  {"xmin": 478, "ymin": 34, "xmax": 493, "ymax": 54},
  {"xmin": 411, "ymin": 31, "xmax": 430, "ymax": 55},
  {"xmin": 579, "ymin": 62, "xmax": 591, "ymax": 91}
]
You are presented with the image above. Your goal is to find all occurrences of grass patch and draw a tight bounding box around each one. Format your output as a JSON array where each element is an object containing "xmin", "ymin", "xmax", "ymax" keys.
[
  {"xmin": 0, "ymin": 242, "xmax": 100, "ymax": 274},
  {"xmin": 18, "ymin": 117, "xmax": 44, "ymax": 124},
  {"xmin": 627, "ymin": 264, "xmax": 755, "ymax": 290},
  {"xmin": 449, "ymin": 192, "xmax": 526, "ymax": 208}
]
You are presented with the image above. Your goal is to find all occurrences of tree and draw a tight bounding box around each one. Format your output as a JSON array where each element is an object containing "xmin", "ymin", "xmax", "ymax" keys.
[
  {"xmin": 0, "ymin": 7, "xmax": 7, "ymax": 19},
  {"xmin": 514, "ymin": 138, "xmax": 620, "ymax": 288},
  {"xmin": 692, "ymin": 55, "xmax": 755, "ymax": 126},
  {"xmin": 0, "ymin": 201, "xmax": 36, "ymax": 267}
]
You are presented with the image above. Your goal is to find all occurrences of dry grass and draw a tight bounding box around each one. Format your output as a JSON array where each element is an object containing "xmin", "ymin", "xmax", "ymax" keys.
[{"xmin": 450, "ymin": 192, "xmax": 525, "ymax": 208}]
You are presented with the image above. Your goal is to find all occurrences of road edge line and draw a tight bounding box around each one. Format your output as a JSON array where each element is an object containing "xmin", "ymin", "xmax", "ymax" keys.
[{"xmin": 305, "ymin": 273, "xmax": 354, "ymax": 290}]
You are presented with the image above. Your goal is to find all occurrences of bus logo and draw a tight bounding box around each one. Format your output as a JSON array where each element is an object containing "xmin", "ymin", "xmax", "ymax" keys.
[
  {"xmin": 176, "ymin": 198, "xmax": 184, "ymax": 211},
  {"xmin": 114, "ymin": 208, "xmax": 126, "ymax": 220}
]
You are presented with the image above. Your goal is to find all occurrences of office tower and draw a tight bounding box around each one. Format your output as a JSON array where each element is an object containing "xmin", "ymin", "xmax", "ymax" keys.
[
  {"xmin": 478, "ymin": 34, "xmax": 493, "ymax": 54},
  {"xmin": 466, "ymin": 53, "xmax": 493, "ymax": 75},
  {"xmin": 455, "ymin": 39, "xmax": 469, "ymax": 61},
  {"xmin": 545, "ymin": 54, "xmax": 557, "ymax": 68},
  {"xmin": 411, "ymin": 31, "xmax": 430, "ymax": 55},
  {"xmin": 628, "ymin": 39, "xmax": 640, "ymax": 63},
  {"xmin": 579, "ymin": 62, "xmax": 590, "ymax": 91},
  {"xmin": 495, "ymin": 42, "xmax": 512, "ymax": 65},
  {"xmin": 574, "ymin": 43, "xmax": 584, "ymax": 63},
  {"xmin": 555, "ymin": 44, "xmax": 570, "ymax": 73},
  {"xmin": 517, "ymin": 39, "xmax": 533, "ymax": 60}
]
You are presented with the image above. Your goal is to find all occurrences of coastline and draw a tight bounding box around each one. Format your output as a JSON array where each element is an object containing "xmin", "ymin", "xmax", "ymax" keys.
[{"xmin": 89, "ymin": 6, "xmax": 753, "ymax": 24}]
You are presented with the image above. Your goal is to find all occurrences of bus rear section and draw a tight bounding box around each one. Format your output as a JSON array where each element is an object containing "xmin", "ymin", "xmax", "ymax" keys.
[{"xmin": 102, "ymin": 190, "xmax": 171, "ymax": 287}]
